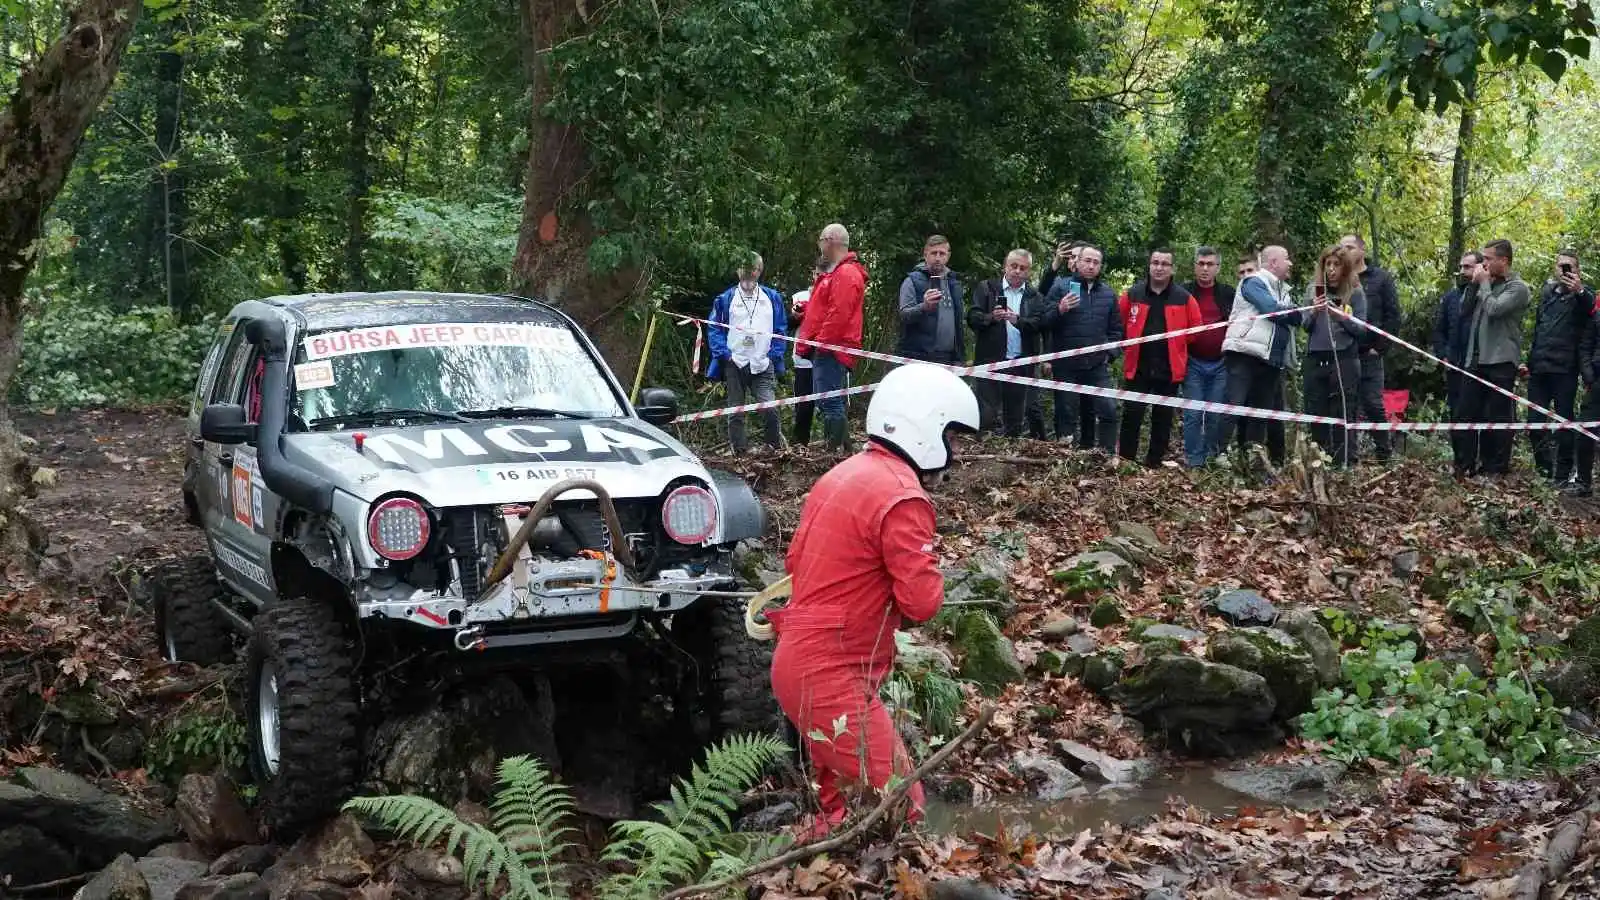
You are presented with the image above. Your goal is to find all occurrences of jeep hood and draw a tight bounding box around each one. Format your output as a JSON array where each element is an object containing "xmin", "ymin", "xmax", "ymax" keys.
[{"xmin": 279, "ymin": 417, "xmax": 712, "ymax": 507}]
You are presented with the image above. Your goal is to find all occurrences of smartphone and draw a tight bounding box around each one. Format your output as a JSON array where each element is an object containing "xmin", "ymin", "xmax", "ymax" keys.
[{"xmin": 1561, "ymin": 263, "xmax": 1574, "ymax": 275}]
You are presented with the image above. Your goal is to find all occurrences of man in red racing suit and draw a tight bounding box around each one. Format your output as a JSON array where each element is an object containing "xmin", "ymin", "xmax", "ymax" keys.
[{"xmin": 765, "ymin": 362, "xmax": 979, "ymax": 836}]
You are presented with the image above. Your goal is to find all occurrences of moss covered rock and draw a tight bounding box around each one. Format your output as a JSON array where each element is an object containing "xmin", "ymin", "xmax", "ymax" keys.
[
  {"xmin": 1276, "ymin": 608, "xmax": 1341, "ymax": 687},
  {"xmin": 1089, "ymin": 598, "xmax": 1124, "ymax": 628},
  {"xmin": 1207, "ymin": 628, "xmax": 1319, "ymax": 720},
  {"xmin": 1081, "ymin": 652, "xmax": 1123, "ymax": 693},
  {"xmin": 1109, "ymin": 654, "xmax": 1278, "ymax": 757},
  {"xmin": 951, "ymin": 609, "xmax": 1023, "ymax": 695}
]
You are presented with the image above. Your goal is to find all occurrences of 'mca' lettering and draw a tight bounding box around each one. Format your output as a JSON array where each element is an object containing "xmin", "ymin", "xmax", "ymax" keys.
[{"xmin": 362, "ymin": 425, "xmax": 665, "ymax": 465}]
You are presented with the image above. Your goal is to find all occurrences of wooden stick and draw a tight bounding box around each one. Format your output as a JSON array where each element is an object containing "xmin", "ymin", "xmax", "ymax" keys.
[
  {"xmin": 8, "ymin": 871, "xmax": 91, "ymax": 894},
  {"xmin": 660, "ymin": 704, "xmax": 997, "ymax": 900},
  {"xmin": 959, "ymin": 454, "xmax": 1057, "ymax": 466}
]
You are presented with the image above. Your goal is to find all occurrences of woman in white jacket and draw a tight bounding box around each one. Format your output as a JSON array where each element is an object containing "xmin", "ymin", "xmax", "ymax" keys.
[{"xmin": 1217, "ymin": 246, "xmax": 1306, "ymax": 462}]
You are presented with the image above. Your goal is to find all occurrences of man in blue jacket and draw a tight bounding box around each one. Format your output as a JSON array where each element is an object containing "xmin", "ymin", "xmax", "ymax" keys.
[
  {"xmin": 708, "ymin": 253, "xmax": 788, "ymax": 454},
  {"xmin": 1040, "ymin": 244, "xmax": 1122, "ymax": 450}
]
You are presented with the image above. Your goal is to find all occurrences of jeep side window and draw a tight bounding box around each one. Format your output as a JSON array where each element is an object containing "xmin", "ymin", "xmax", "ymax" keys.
[
  {"xmin": 211, "ymin": 324, "xmax": 256, "ymax": 407},
  {"xmin": 190, "ymin": 321, "xmax": 234, "ymax": 417}
]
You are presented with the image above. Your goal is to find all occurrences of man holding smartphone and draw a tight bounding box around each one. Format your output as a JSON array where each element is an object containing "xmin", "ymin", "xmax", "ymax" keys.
[
  {"xmin": 897, "ymin": 235, "xmax": 966, "ymax": 365},
  {"xmin": 1525, "ymin": 249, "xmax": 1595, "ymax": 485},
  {"xmin": 1454, "ymin": 239, "xmax": 1531, "ymax": 477},
  {"xmin": 1040, "ymin": 244, "xmax": 1122, "ymax": 450},
  {"xmin": 969, "ymin": 249, "xmax": 1046, "ymax": 436}
]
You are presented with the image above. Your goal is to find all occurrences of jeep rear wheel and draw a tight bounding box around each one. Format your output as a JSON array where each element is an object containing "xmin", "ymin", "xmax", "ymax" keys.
[
  {"xmin": 246, "ymin": 594, "xmax": 361, "ymax": 835},
  {"xmin": 674, "ymin": 596, "xmax": 784, "ymax": 739},
  {"xmin": 150, "ymin": 556, "xmax": 233, "ymax": 666}
]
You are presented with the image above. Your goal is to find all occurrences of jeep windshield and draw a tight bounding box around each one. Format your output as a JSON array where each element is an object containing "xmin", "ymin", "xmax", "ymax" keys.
[{"xmin": 292, "ymin": 320, "xmax": 626, "ymax": 428}]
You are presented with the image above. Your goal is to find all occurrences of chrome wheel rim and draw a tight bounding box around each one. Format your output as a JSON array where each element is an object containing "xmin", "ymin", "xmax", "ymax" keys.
[{"xmin": 257, "ymin": 662, "xmax": 281, "ymax": 775}]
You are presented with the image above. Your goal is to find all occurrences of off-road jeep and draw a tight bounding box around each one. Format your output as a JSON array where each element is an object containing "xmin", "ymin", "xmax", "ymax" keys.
[{"xmin": 160, "ymin": 291, "xmax": 777, "ymax": 830}]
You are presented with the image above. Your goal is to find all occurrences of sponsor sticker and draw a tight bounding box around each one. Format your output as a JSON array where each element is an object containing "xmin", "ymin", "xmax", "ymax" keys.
[
  {"xmin": 301, "ymin": 322, "xmax": 580, "ymax": 361},
  {"xmin": 294, "ymin": 360, "xmax": 335, "ymax": 390}
]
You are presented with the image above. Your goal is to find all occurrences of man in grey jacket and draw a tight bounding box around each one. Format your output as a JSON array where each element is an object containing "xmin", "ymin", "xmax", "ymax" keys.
[{"xmin": 1453, "ymin": 239, "xmax": 1532, "ymax": 477}]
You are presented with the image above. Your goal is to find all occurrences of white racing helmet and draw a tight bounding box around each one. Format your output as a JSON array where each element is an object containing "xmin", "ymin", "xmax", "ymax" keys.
[{"xmin": 866, "ymin": 363, "xmax": 980, "ymax": 472}]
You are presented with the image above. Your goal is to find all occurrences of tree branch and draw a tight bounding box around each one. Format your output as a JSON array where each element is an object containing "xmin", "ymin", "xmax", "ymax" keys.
[{"xmin": 661, "ymin": 704, "xmax": 997, "ymax": 900}]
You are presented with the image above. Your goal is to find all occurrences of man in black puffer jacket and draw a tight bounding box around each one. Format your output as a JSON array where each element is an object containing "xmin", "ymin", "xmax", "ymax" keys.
[
  {"xmin": 1570, "ymin": 295, "xmax": 1600, "ymax": 497},
  {"xmin": 1341, "ymin": 234, "xmax": 1403, "ymax": 462},
  {"xmin": 1528, "ymin": 250, "xmax": 1596, "ymax": 484},
  {"xmin": 1039, "ymin": 244, "xmax": 1122, "ymax": 450}
]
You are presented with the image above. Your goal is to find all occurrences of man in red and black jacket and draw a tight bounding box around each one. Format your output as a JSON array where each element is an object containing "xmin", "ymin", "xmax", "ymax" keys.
[
  {"xmin": 1180, "ymin": 247, "xmax": 1234, "ymax": 467},
  {"xmin": 1117, "ymin": 248, "xmax": 1202, "ymax": 467},
  {"xmin": 795, "ymin": 223, "xmax": 868, "ymax": 452}
]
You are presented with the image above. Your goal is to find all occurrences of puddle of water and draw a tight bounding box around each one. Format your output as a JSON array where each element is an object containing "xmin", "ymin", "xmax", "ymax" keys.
[{"xmin": 924, "ymin": 764, "xmax": 1344, "ymax": 840}]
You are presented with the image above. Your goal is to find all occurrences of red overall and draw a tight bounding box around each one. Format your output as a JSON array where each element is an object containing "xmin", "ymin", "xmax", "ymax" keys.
[{"xmin": 766, "ymin": 443, "xmax": 944, "ymax": 835}]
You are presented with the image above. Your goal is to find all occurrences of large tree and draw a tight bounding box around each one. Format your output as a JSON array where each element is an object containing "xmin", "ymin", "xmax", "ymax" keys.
[{"xmin": 0, "ymin": 0, "xmax": 144, "ymax": 569}]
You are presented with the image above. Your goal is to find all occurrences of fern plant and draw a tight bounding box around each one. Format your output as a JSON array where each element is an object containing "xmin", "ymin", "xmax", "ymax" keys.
[
  {"xmin": 343, "ymin": 734, "xmax": 789, "ymax": 900},
  {"xmin": 344, "ymin": 754, "xmax": 577, "ymax": 900},
  {"xmin": 596, "ymin": 733, "xmax": 790, "ymax": 900}
]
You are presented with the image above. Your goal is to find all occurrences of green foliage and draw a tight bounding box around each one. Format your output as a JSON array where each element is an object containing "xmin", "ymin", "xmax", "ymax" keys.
[
  {"xmin": 883, "ymin": 668, "xmax": 964, "ymax": 742},
  {"xmin": 146, "ymin": 707, "xmax": 247, "ymax": 784},
  {"xmin": 597, "ymin": 733, "xmax": 789, "ymax": 900},
  {"xmin": 347, "ymin": 754, "xmax": 576, "ymax": 900},
  {"xmin": 1369, "ymin": 0, "xmax": 1598, "ymax": 112},
  {"xmin": 369, "ymin": 188, "xmax": 521, "ymax": 292},
  {"xmin": 346, "ymin": 734, "xmax": 789, "ymax": 900},
  {"xmin": 15, "ymin": 291, "xmax": 216, "ymax": 408},
  {"xmin": 1299, "ymin": 599, "xmax": 1586, "ymax": 777}
]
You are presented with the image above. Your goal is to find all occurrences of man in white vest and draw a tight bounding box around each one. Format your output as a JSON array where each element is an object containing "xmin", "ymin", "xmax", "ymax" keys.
[{"xmin": 1218, "ymin": 246, "xmax": 1305, "ymax": 466}]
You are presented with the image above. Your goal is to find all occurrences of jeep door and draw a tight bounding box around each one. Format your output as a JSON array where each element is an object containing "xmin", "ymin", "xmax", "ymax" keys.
[{"xmin": 203, "ymin": 321, "xmax": 277, "ymax": 604}]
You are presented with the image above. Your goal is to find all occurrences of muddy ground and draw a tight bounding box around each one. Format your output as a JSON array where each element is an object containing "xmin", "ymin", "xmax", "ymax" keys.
[{"xmin": 11, "ymin": 409, "xmax": 1600, "ymax": 898}]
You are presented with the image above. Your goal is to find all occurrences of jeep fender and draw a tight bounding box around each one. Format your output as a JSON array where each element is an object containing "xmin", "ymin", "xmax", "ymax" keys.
[
  {"xmin": 706, "ymin": 468, "xmax": 766, "ymax": 544},
  {"xmin": 270, "ymin": 515, "xmax": 360, "ymax": 632}
]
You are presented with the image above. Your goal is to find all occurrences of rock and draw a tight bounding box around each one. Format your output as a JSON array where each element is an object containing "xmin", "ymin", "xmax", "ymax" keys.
[
  {"xmin": 1114, "ymin": 522, "xmax": 1163, "ymax": 551},
  {"xmin": 175, "ymin": 775, "xmax": 258, "ymax": 853},
  {"xmin": 0, "ymin": 767, "xmax": 179, "ymax": 868},
  {"xmin": 1307, "ymin": 567, "xmax": 1338, "ymax": 598},
  {"xmin": 1110, "ymin": 655, "xmax": 1278, "ymax": 757},
  {"xmin": 737, "ymin": 801, "xmax": 801, "ymax": 832},
  {"xmin": 400, "ymin": 848, "xmax": 464, "ymax": 885},
  {"xmin": 1435, "ymin": 649, "xmax": 1487, "ymax": 679},
  {"xmin": 209, "ymin": 846, "xmax": 278, "ymax": 877},
  {"xmin": 1391, "ymin": 549, "xmax": 1421, "ymax": 580},
  {"xmin": 1212, "ymin": 760, "xmax": 1348, "ymax": 808},
  {"xmin": 260, "ymin": 815, "xmax": 374, "ymax": 900},
  {"xmin": 1040, "ymin": 615, "xmax": 1080, "ymax": 641},
  {"xmin": 1135, "ymin": 623, "xmax": 1203, "ymax": 643},
  {"xmin": 1064, "ymin": 633, "xmax": 1098, "ymax": 655},
  {"xmin": 1089, "ymin": 598, "xmax": 1123, "ymax": 628},
  {"xmin": 148, "ymin": 843, "xmax": 211, "ymax": 863},
  {"xmin": 175, "ymin": 874, "xmax": 267, "ymax": 900},
  {"xmin": 0, "ymin": 823, "xmax": 78, "ymax": 885},
  {"xmin": 1052, "ymin": 551, "xmax": 1140, "ymax": 591},
  {"xmin": 896, "ymin": 631, "xmax": 956, "ymax": 677},
  {"xmin": 1274, "ymin": 609, "xmax": 1342, "ymax": 687},
  {"xmin": 1030, "ymin": 649, "xmax": 1067, "ymax": 676},
  {"xmin": 926, "ymin": 774, "xmax": 974, "ymax": 804},
  {"xmin": 1053, "ymin": 740, "xmax": 1157, "ymax": 785},
  {"xmin": 134, "ymin": 858, "xmax": 208, "ymax": 900},
  {"xmin": 1009, "ymin": 751, "xmax": 1083, "ymax": 801},
  {"xmin": 1205, "ymin": 589, "xmax": 1277, "ymax": 627},
  {"xmin": 930, "ymin": 878, "xmax": 1014, "ymax": 900},
  {"xmin": 1566, "ymin": 614, "xmax": 1600, "ymax": 665},
  {"xmin": 951, "ymin": 610, "xmax": 1024, "ymax": 695},
  {"xmin": 943, "ymin": 552, "xmax": 1014, "ymax": 609},
  {"xmin": 74, "ymin": 854, "xmax": 150, "ymax": 900},
  {"xmin": 1541, "ymin": 660, "xmax": 1599, "ymax": 711},
  {"xmin": 1207, "ymin": 628, "xmax": 1320, "ymax": 721},
  {"xmin": 1081, "ymin": 653, "xmax": 1122, "ymax": 693},
  {"xmin": 1096, "ymin": 536, "xmax": 1158, "ymax": 569}
]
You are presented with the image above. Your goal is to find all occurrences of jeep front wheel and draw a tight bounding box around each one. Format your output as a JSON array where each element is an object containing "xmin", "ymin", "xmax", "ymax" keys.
[
  {"xmin": 245, "ymin": 594, "xmax": 361, "ymax": 834},
  {"xmin": 673, "ymin": 596, "xmax": 785, "ymax": 739},
  {"xmin": 151, "ymin": 556, "xmax": 233, "ymax": 666}
]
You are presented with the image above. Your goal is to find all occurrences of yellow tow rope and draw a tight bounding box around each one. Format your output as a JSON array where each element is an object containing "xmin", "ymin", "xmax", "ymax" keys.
[{"xmin": 743, "ymin": 574, "xmax": 792, "ymax": 641}]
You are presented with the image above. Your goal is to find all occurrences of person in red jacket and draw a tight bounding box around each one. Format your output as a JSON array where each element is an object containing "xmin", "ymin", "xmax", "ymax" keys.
[
  {"xmin": 1117, "ymin": 248, "xmax": 1203, "ymax": 467},
  {"xmin": 794, "ymin": 223, "xmax": 869, "ymax": 451},
  {"xmin": 766, "ymin": 362, "xmax": 979, "ymax": 838}
]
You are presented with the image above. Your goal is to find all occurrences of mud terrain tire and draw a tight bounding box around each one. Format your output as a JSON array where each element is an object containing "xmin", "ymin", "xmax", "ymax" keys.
[
  {"xmin": 151, "ymin": 556, "xmax": 233, "ymax": 666},
  {"xmin": 674, "ymin": 596, "xmax": 784, "ymax": 739},
  {"xmin": 246, "ymin": 594, "xmax": 361, "ymax": 835}
]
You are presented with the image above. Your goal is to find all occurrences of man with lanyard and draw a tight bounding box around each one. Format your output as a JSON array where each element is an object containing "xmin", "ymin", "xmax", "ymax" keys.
[
  {"xmin": 766, "ymin": 363, "xmax": 980, "ymax": 838},
  {"xmin": 706, "ymin": 253, "xmax": 787, "ymax": 454}
]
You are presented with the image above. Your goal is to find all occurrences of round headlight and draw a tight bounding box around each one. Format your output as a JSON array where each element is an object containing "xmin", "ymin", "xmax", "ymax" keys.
[
  {"xmin": 661, "ymin": 485, "xmax": 718, "ymax": 544},
  {"xmin": 368, "ymin": 496, "xmax": 430, "ymax": 560}
]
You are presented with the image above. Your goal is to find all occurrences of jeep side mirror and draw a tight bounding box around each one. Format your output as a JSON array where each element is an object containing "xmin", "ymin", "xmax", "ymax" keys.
[
  {"xmin": 200, "ymin": 403, "xmax": 256, "ymax": 445},
  {"xmin": 637, "ymin": 387, "xmax": 679, "ymax": 427}
]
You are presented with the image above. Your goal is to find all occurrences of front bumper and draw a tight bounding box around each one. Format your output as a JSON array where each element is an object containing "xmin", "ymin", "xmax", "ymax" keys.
[{"xmin": 356, "ymin": 556, "xmax": 734, "ymax": 649}]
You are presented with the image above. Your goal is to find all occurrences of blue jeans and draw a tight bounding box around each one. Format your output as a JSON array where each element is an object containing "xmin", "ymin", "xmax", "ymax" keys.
[
  {"xmin": 811, "ymin": 354, "xmax": 849, "ymax": 424},
  {"xmin": 1182, "ymin": 357, "xmax": 1228, "ymax": 467}
]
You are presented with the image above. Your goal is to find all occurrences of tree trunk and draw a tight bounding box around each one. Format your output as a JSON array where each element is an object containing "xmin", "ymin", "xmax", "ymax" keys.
[
  {"xmin": 511, "ymin": 0, "xmax": 644, "ymax": 374},
  {"xmin": 0, "ymin": 0, "xmax": 144, "ymax": 571},
  {"xmin": 276, "ymin": 0, "xmax": 318, "ymax": 292},
  {"xmin": 343, "ymin": 7, "xmax": 379, "ymax": 291},
  {"xmin": 153, "ymin": 36, "xmax": 194, "ymax": 316},
  {"xmin": 1446, "ymin": 75, "xmax": 1477, "ymax": 280},
  {"xmin": 1251, "ymin": 82, "xmax": 1289, "ymax": 249}
]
